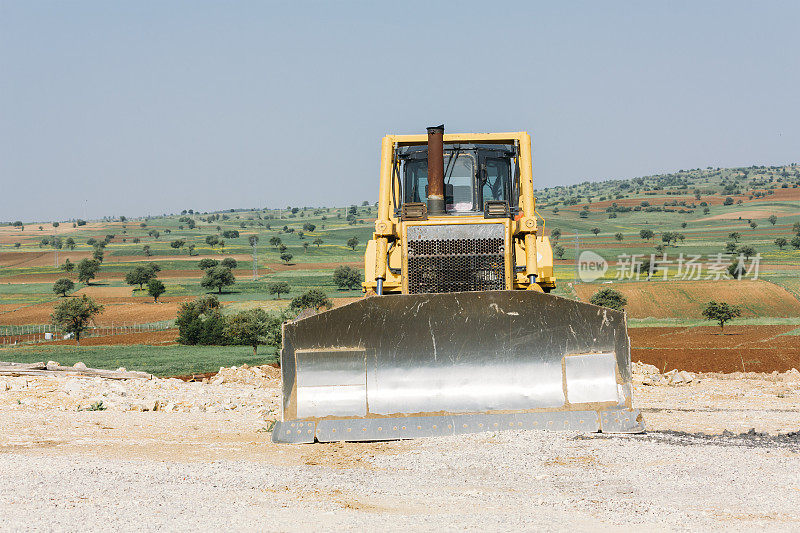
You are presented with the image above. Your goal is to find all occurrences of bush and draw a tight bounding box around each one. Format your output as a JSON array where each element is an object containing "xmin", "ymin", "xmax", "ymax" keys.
[
  {"xmin": 290, "ymin": 289, "xmax": 331, "ymax": 312},
  {"xmin": 333, "ymin": 265, "xmax": 361, "ymax": 290},
  {"xmin": 589, "ymin": 288, "xmax": 627, "ymax": 310},
  {"xmin": 176, "ymin": 297, "xmax": 228, "ymax": 345}
]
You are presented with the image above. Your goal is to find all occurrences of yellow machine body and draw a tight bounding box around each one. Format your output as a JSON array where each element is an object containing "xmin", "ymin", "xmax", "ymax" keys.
[{"xmin": 363, "ymin": 131, "xmax": 556, "ymax": 295}]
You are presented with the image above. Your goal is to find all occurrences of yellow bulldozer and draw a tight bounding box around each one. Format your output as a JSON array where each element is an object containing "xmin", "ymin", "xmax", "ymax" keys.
[{"xmin": 272, "ymin": 126, "xmax": 643, "ymax": 443}]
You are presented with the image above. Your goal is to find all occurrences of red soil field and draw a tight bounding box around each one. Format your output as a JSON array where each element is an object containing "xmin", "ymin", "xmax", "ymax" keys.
[
  {"xmin": 0, "ymin": 296, "xmax": 194, "ymax": 325},
  {"xmin": 630, "ymin": 325, "xmax": 800, "ymax": 373}
]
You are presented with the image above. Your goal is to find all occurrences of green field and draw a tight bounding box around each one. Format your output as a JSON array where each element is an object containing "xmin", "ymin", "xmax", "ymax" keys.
[{"xmin": 0, "ymin": 344, "xmax": 278, "ymax": 376}]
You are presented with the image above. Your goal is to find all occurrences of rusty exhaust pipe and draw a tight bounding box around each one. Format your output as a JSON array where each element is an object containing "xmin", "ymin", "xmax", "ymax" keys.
[{"xmin": 426, "ymin": 124, "xmax": 445, "ymax": 215}]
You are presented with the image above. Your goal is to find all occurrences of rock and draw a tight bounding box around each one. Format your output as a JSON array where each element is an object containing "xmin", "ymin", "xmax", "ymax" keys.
[
  {"xmin": 73, "ymin": 362, "xmax": 87, "ymax": 370},
  {"xmin": 46, "ymin": 361, "xmax": 60, "ymax": 370},
  {"xmin": 116, "ymin": 367, "xmax": 127, "ymax": 372},
  {"xmin": 679, "ymin": 371, "xmax": 694, "ymax": 383}
]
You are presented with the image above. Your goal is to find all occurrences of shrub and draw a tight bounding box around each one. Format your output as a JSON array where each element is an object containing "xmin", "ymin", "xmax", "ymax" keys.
[
  {"xmin": 333, "ymin": 265, "xmax": 361, "ymax": 290},
  {"xmin": 290, "ymin": 289, "xmax": 331, "ymax": 312},
  {"xmin": 590, "ymin": 287, "xmax": 627, "ymax": 310}
]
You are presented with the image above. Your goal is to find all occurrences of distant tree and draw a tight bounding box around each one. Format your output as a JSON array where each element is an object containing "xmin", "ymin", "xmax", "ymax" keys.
[
  {"xmin": 269, "ymin": 236, "xmax": 282, "ymax": 247},
  {"xmin": 170, "ymin": 239, "xmax": 186, "ymax": 250},
  {"xmin": 790, "ymin": 236, "xmax": 800, "ymax": 250},
  {"xmin": 278, "ymin": 243, "xmax": 287, "ymax": 253},
  {"xmin": 142, "ymin": 245, "xmax": 152, "ymax": 257},
  {"xmin": 313, "ymin": 237, "xmax": 323, "ymax": 248},
  {"xmin": 76, "ymin": 258, "xmax": 101, "ymax": 285},
  {"xmin": 51, "ymin": 295, "xmax": 104, "ymax": 345},
  {"xmin": 637, "ymin": 257, "xmax": 653, "ymax": 279},
  {"xmin": 225, "ymin": 308, "xmax": 274, "ymax": 356},
  {"xmin": 333, "ymin": 265, "xmax": 361, "ymax": 290},
  {"xmin": 702, "ymin": 301, "xmax": 742, "ymax": 331},
  {"xmin": 614, "ymin": 233, "xmax": 623, "ymax": 241},
  {"xmin": 552, "ymin": 207, "xmax": 559, "ymax": 215},
  {"xmin": 149, "ymin": 230, "xmax": 160, "ymax": 240},
  {"xmin": 200, "ymin": 266, "xmax": 235, "ymax": 294},
  {"xmin": 222, "ymin": 230, "xmax": 239, "ymax": 239},
  {"xmin": 749, "ymin": 221, "xmax": 758, "ymax": 230},
  {"xmin": 725, "ymin": 242, "xmax": 737, "ymax": 253},
  {"xmin": 589, "ymin": 287, "xmax": 627, "ymax": 310},
  {"xmin": 554, "ymin": 245, "xmax": 566, "ymax": 259},
  {"xmin": 248, "ymin": 235, "xmax": 259, "ymax": 247},
  {"xmin": 92, "ymin": 247, "xmax": 104, "ymax": 263},
  {"xmin": 147, "ymin": 279, "xmax": 166, "ymax": 303},
  {"xmin": 290, "ymin": 289, "xmax": 331, "ymax": 312},
  {"xmin": 728, "ymin": 261, "xmax": 746, "ymax": 280},
  {"xmin": 280, "ymin": 252, "xmax": 293, "ymax": 264},
  {"xmin": 61, "ymin": 259, "xmax": 74, "ymax": 274},
  {"xmin": 188, "ymin": 244, "xmax": 197, "ymax": 256},
  {"xmin": 268, "ymin": 281, "xmax": 290, "ymax": 299},
  {"xmin": 768, "ymin": 214, "xmax": 778, "ymax": 226},
  {"xmin": 52, "ymin": 278, "xmax": 75, "ymax": 297},
  {"xmin": 221, "ymin": 257, "xmax": 238, "ymax": 269},
  {"xmin": 12, "ymin": 221, "xmax": 23, "ymax": 229},
  {"xmin": 303, "ymin": 242, "xmax": 309, "ymax": 252},
  {"xmin": 775, "ymin": 237, "xmax": 788, "ymax": 249},
  {"xmin": 677, "ymin": 233, "xmax": 685, "ymax": 244},
  {"xmin": 86, "ymin": 238, "xmax": 98, "ymax": 246},
  {"xmin": 347, "ymin": 236, "xmax": 359, "ymax": 250},
  {"xmin": 591, "ymin": 228, "xmax": 601, "ymax": 235},
  {"xmin": 65, "ymin": 237, "xmax": 76, "ymax": 250},
  {"xmin": 737, "ymin": 245, "xmax": 756, "ymax": 259},
  {"xmin": 728, "ymin": 232, "xmax": 741, "ymax": 242},
  {"xmin": 76, "ymin": 219, "xmax": 86, "ymax": 226},
  {"xmin": 125, "ymin": 265, "xmax": 158, "ymax": 290},
  {"xmin": 639, "ymin": 229, "xmax": 654, "ymax": 241},
  {"xmin": 302, "ymin": 222, "xmax": 316, "ymax": 232},
  {"xmin": 681, "ymin": 222, "xmax": 687, "ymax": 228},
  {"xmin": 132, "ymin": 237, "xmax": 140, "ymax": 244},
  {"xmin": 205, "ymin": 235, "xmax": 220, "ymax": 247},
  {"xmin": 793, "ymin": 222, "xmax": 800, "ymax": 234},
  {"xmin": 703, "ymin": 207, "xmax": 710, "ymax": 215},
  {"xmin": 52, "ymin": 221, "xmax": 59, "ymax": 228},
  {"xmin": 550, "ymin": 228, "xmax": 561, "ymax": 241},
  {"xmin": 198, "ymin": 258, "xmax": 219, "ymax": 270},
  {"xmin": 13, "ymin": 242, "xmax": 20, "ymax": 248},
  {"xmin": 723, "ymin": 197, "xmax": 734, "ymax": 206}
]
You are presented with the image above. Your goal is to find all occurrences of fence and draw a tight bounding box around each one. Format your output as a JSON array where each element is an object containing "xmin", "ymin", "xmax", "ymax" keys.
[{"xmin": 0, "ymin": 320, "xmax": 175, "ymax": 346}]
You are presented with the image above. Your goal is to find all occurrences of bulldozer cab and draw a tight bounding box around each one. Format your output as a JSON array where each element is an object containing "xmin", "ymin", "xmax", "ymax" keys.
[{"xmin": 399, "ymin": 144, "xmax": 516, "ymax": 215}]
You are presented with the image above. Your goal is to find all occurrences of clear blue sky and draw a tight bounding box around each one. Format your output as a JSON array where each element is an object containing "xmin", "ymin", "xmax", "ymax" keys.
[{"xmin": 2, "ymin": 1, "xmax": 798, "ymax": 222}]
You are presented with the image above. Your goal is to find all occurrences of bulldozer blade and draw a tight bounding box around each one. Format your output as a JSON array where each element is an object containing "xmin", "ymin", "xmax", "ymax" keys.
[{"xmin": 273, "ymin": 290, "xmax": 644, "ymax": 444}]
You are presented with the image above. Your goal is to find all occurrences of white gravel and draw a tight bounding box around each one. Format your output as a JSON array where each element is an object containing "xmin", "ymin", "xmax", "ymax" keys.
[{"xmin": 1, "ymin": 365, "xmax": 799, "ymax": 531}]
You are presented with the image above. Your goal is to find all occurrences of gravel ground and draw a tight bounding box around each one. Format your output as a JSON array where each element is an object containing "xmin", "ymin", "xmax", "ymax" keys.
[{"xmin": 1, "ymin": 365, "xmax": 799, "ymax": 531}]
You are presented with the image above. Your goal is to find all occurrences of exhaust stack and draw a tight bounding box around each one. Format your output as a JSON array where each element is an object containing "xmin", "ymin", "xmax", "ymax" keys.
[{"xmin": 426, "ymin": 124, "xmax": 445, "ymax": 215}]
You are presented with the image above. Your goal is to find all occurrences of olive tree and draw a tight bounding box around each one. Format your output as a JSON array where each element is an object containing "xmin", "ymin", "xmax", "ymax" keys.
[{"xmin": 50, "ymin": 295, "xmax": 104, "ymax": 345}]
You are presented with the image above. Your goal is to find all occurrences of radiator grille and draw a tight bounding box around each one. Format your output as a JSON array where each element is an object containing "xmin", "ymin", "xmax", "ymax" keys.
[{"xmin": 406, "ymin": 224, "xmax": 506, "ymax": 294}]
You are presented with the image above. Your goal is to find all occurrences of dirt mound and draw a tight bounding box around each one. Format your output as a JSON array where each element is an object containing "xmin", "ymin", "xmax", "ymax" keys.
[{"xmin": 574, "ymin": 280, "xmax": 800, "ymax": 318}]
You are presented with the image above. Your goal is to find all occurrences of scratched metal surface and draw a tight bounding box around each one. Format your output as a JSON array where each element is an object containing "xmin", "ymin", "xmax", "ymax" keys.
[{"xmin": 279, "ymin": 291, "xmax": 634, "ymax": 423}]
